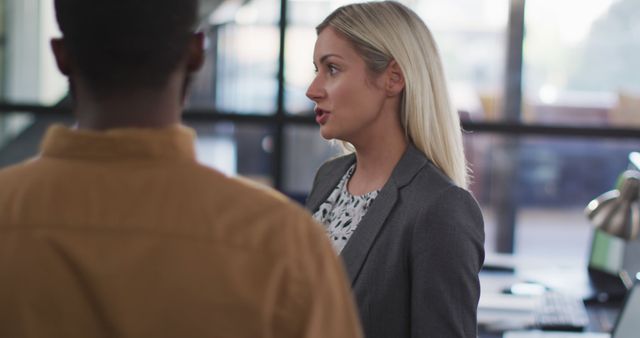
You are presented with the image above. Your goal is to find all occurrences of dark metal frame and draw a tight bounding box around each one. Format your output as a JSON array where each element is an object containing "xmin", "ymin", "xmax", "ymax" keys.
[{"xmin": 2, "ymin": 102, "xmax": 640, "ymax": 140}]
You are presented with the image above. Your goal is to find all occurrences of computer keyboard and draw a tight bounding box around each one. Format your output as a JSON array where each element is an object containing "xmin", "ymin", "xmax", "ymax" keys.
[{"xmin": 533, "ymin": 291, "xmax": 590, "ymax": 331}]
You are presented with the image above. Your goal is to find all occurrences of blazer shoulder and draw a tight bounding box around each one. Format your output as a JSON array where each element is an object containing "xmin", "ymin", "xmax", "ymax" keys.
[
  {"xmin": 404, "ymin": 159, "xmax": 482, "ymax": 220},
  {"xmin": 409, "ymin": 159, "xmax": 457, "ymax": 193}
]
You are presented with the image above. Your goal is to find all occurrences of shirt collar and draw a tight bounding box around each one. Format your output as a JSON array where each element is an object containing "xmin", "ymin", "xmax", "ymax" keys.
[{"xmin": 40, "ymin": 124, "xmax": 197, "ymax": 162}]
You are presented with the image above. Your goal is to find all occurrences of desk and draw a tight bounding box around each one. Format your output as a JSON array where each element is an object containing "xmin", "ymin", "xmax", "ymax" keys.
[{"xmin": 479, "ymin": 254, "xmax": 622, "ymax": 338}]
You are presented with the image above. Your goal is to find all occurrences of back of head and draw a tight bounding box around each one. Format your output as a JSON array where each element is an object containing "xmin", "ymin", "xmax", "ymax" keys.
[
  {"xmin": 318, "ymin": 1, "xmax": 468, "ymax": 188},
  {"xmin": 54, "ymin": 0, "xmax": 198, "ymax": 94}
]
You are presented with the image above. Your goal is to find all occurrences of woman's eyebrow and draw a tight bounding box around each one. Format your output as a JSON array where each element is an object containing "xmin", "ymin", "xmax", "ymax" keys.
[{"xmin": 319, "ymin": 53, "xmax": 344, "ymax": 63}]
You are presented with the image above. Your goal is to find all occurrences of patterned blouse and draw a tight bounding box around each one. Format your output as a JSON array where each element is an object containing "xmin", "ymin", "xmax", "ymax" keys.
[{"xmin": 312, "ymin": 164, "xmax": 380, "ymax": 253}]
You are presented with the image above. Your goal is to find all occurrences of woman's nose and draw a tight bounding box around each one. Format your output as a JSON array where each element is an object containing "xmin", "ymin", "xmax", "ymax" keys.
[{"xmin": 306, "ymin": 77, "xmax": 324, "ymax": 101}]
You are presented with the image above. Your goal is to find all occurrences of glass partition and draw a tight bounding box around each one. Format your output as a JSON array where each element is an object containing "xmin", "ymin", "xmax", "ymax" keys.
[
  {"xmin": 468, "ymin": 132, "xmax": 640, "ymax": 259},
  {"xmin": 186, "ymin": 121, "xmax": 275, "ymax": 185},
  {"xmin": 188, "ymin": 0, "xmax": 280, "ymax": 114},
  {"xmin": 0, "ymin": 0, "xmax": 6, "ymax": 98},
  {"xmin": 523, "ymin": 0, "xmax": 640, "ymax": 127},
  {"xmin": 2, "ymin": 0, "xmax": 66, "ymax": 105}
]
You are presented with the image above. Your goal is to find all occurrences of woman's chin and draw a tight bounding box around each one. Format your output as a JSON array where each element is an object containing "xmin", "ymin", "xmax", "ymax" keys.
[{"xmin": 319, "ymin": 127, "xmax": 336, "ymax": 140}]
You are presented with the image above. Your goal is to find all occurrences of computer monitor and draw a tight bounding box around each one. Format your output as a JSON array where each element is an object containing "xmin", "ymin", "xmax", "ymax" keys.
[
  {"xmin": 589, "ymin": 229, "xmax": 625, "ymax": 275},
  {"xmin": 587, "ymin": 229, "xmax": 628, "ymax": 300}
]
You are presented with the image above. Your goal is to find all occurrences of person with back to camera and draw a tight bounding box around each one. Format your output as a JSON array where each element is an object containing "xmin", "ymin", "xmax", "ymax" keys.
[
  {"xmin": 305, "ymin": 1, "xmax": 485, "ymax": 337},
  {"xmin": 0, "ymin": 1, "xmax": 363, "ymax": 337}
]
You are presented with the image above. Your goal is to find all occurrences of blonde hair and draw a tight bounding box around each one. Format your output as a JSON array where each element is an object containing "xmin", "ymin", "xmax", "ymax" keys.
[{"xmin": 317, "ymin": 1, "xmax": 469, "ymax": 188}]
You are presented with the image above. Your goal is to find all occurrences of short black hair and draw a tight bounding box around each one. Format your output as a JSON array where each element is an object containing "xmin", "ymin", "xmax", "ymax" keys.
[{"xmin": 54, "ymin": 0, "xmax": 198, "ymax": 93}]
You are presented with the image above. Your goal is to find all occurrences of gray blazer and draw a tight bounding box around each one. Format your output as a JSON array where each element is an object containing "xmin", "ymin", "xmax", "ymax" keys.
[{"xmin": 306, "ymin": 144, "xmax": 485, "ymax": 338}]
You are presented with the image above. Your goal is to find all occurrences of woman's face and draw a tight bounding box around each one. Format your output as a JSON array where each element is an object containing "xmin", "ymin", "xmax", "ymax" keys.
[{"xmin": 306, "ymin": 27, "xmax": 388, "ymax": 143}]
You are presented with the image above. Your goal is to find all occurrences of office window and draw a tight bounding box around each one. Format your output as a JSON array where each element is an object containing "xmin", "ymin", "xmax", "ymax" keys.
[
  {"xmin": 469, "ymin": 132, "xmax": 640, "ymax": 259},
  {"xmin": 189, "ymin": 0, "xmax": 280, "ymax": 114},
  {"xmin": 0, "ymin": 0, "xmax": 10, "ymax": 149},
  {"xmin": 412, "ymin": 0, "xmax": 509, "ymax": 121},
  {"xmin": 186, "ymin": 121, "xmax": 275, "ymax": 186},
  {"xmin": 0, "ymin": 0, "xmax": 5, "ymax": 99},
  {"xmin": 283, "ymin": 125, "xmax": 342, "ymax": 198},
  {"xmin": 0, "ymin": 0, "xmax": 62, "ymax": 151},
  {"xmin": 2, "ymin": 0, "xmax": 65, "ymax": 105},
  {"xmin": 523, "ymin": 0, "xmax": 640, "ymax": 127}
]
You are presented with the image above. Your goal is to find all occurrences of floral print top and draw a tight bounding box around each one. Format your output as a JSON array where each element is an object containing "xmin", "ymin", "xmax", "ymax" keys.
[{"xmin": 312, "ymin": 164, "xmax": 380, "ymax": 253}]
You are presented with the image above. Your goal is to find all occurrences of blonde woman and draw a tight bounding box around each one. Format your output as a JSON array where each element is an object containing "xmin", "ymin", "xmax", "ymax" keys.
[{"xmin": 305, "ymin": 1, "xmax": 485, "ymax": 337}]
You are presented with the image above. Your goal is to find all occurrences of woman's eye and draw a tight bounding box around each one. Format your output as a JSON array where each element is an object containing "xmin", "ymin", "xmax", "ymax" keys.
[{"xmin": 328, "ymin": 64, "xmax": 339, "ymax": 75}]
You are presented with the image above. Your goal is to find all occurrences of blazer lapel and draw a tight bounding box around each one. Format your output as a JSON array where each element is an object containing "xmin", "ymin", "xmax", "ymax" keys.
[
  {"xmin": 305, "ymin": 155, "xmax": 355, "ymax": 212},
  {"xmin": 340, "ymin": 144, "xmax": 428, "ymax": 285},
  {"xmin": 340, "ymin": 180, "xmax": 398, "ymax": 285}
]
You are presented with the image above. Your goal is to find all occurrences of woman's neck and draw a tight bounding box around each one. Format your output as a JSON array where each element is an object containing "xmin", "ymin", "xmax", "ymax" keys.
[{"xmin": 348, "ymin": 129, "xmax": 408, "ymax": 196}]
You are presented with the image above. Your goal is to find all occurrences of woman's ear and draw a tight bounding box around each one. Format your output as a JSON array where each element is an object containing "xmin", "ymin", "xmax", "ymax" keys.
[
  {"xmin": 385, "ymin": 60, "xmax": 405, "ymax": 97},
  {"xmin": 51, "ymin": 38, "xmax": 72, "ymax": 76}
]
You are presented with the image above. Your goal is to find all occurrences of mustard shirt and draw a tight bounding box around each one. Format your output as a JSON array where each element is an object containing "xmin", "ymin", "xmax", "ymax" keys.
[{"xmin": 0, "ymin": 124, "xmax": 362, "ymax": 338}]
